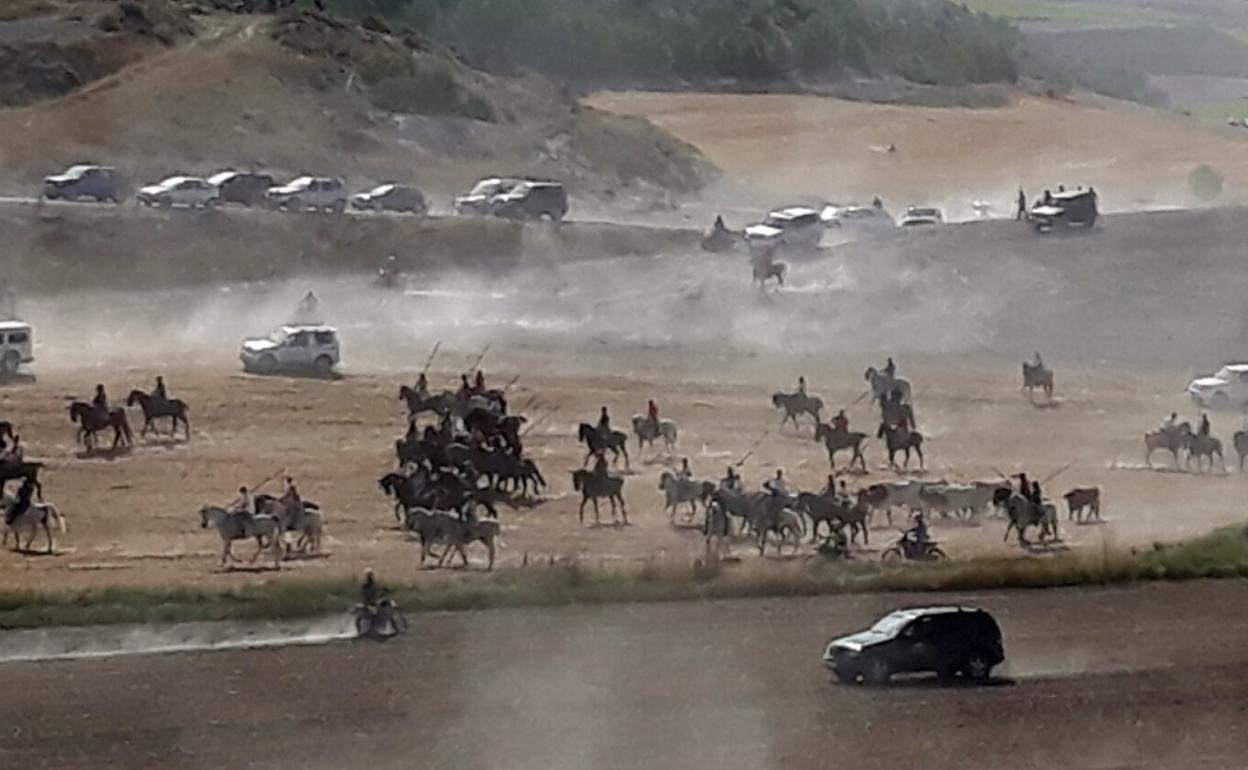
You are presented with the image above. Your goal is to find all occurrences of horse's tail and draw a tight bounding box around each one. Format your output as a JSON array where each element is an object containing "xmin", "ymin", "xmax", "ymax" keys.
[{"xmin": 45, "ymin": 504, "xmax": 65, "ymax": 533}]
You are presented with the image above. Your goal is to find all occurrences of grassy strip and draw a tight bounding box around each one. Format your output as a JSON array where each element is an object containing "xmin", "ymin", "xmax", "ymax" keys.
[{"xmin": 2, "ymin": 527, "xmax": 1247, "ymax": 629}]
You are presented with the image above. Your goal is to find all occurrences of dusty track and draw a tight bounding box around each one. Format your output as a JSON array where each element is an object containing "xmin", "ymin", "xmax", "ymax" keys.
[{"xmin": 5, "ymin": 580, "xmax": 1248, "ymax": 769}]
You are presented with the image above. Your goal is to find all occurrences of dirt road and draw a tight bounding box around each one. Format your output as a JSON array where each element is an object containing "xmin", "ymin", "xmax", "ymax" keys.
[{"xmin": 4, "ymin": 580, "xmax": 1248, "ymax": 769}]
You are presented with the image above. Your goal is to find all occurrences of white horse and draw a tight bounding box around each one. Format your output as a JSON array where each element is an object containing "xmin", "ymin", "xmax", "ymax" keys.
[
  {"xmin": 199, "ymin": 506, "xmax": 281, "ymax": 568},
  {"xmin": 632, "ymin": 414, "xmax": 678, "ymax": 452},
  {"xmin": 3, "ymin": 501, "xmax": 66, "ymax": 553},
  {"xmin": 864, "ymin": 367, "xmax": 912, "ymax": 403},
  {"xmin": 658, "ymin": 472, "xmax": 710, "ymax": 520}
]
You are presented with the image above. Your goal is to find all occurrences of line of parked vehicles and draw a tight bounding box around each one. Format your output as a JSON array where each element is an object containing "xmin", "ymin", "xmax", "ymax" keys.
[{"xmin": 38, "ymin": 164, "xmax": 569, "ymax": 221}]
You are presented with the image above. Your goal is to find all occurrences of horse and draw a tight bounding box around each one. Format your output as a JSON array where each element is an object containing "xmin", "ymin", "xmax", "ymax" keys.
[
  {"xmin": 701, "ymin": 226, "xmax": 740, "ymax": 253},
  {"xmin": 399, "ymin": 387, "xmax": 454, "ymax": 420},
  {"xmin": 1184, "ymin": 432, "xmax": 1225, "ymax": 473},
  {"xmin": 403, "ymin": 507, "xmax": 461, "ymax": 567},
  {"xmin": 795, "ymin": 491, "xmax": 869, "ymax": 545},
  {"xmin": 813, "ymin": 422, "xmax": 867, "ymax": 471},
  {"xmin": 995, "ymin": 489, "xmax": 1057, "ymax": 546},
  {"xmin": 877, "ymin": 422, "xmax": 924, "ymax": 470},
  {"xmin": 864, "ymin": 367, "xmax": 911, "ymax": 403},
  {"xmin": 255, "ymin": 494, "xmax": 323, "ymax": 555},
  {"xmin": 0, "ymin": 461, "xmax": 43, "ymax": 498},
  {"xmin": 1021, "ymin": 362, "xmax": 1054, "ymax": 401},
  {"xmin": 3, "ymin": 501, "xmax": 65, "ymax": 553},
  {"xmin": 1063, "ymin": 487, "xmax": 1101, "ymax": 523},
  {"xmin": 570, "ymin": 469, "xmax": 628, "ymax": 526},
  {"xmin": 1145, "ymin": 423, "xmax": 1191, "ymax": 468},
  {"xmin": 578, "ymin": 423, "xmax": 630, "ymax": 469},
  {"xmin": 464, "ymin": 408, "xmax": 527, "ymax": 447},
  {"xmin": 68, "ymin": 402, "xmax": 133, "ymax": 450},
  {"xmin": 755, "ymin": 507, "xmax": 804, "ymax": 555},
  {"xmin": 772, "ymin": 392, "xmax": 823, "ymax": 431},
  {"xmin": 709, "ymin": 489, "xmax": 769, "ymax": 536},
  {"xmin": 126, "ymin": 391, "xmax": 191, "ymax": 439},
  {"xmin": 1235, "ymin": 431, "xmax": 1248, "ymax": 471},
  {"xmin": 632, "ymin": 415, "xmax": 678, "ymax": 452},
  {"xmin": 658, "ymin": 472, "xmax": 712, "ymax": 521},
  {"xmin": 199, "ymin": 506, "xmax": 281, "ymax": 568},
  {"xmin": 753, "ymin": 261, "xmax": 786, "ymax": 288},
  {"xmin": 436, "ymin": 512, "xmax": 500, "ymax": 570}
]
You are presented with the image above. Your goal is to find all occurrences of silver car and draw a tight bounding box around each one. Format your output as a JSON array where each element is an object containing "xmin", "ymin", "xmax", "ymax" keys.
[
  {"xmin": 240, "ymin": 325, "xmax": 340, "ymax": 376},
  {"xmin": 266, "ymin": 176, "xmax": 348, "ymax": 213},
  {"xmin": 136, "ymin": 176, "xmax": 220, "ymax": 208}
]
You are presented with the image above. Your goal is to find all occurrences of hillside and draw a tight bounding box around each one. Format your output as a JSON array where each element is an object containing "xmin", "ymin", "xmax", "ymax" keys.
[
  {"xmin": 590, "ymin": 89, "xmax": 1248, "ymax": 218},
  {"xmin": 0, "ymin": 4, "xmax": 714, "ymax": 204}
]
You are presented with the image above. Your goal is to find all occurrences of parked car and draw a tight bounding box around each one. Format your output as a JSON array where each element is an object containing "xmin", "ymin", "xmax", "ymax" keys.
[
  {"xmin": 136, "ymin": 176, "xmax": 220, "ymax": 208},
  {"xmin": 350, "ymin": 183, "xmax": 428, "ymax": 214},
  {"xmin": 1030, "ymin": 188, "xmax": 1098, "ymax": 233},
  {"xmin": 899, "ymin": 206, "xmax": 944, "ymax": 227},
  {"xmin": 491, "ymin": 181, "xmax": 569, "ymax": 221},
  {"xmin": 0, "ymin": 320, "xmax": 33, "ymax": 375},
  {"xmin": 265, "ymin": 176, "xmax": 348, "ymax": 213},
  {"xmin": 1187, "ymin": 363, "xmax": 1248, "ymax": 409},
  {"xmin": 240, "ymin": 324, "xmax": 340, "ymax": 375},
  {"xmin": 762, "ymin": 206, "xmax": 824, "ymax": 249},
  {"xmin": 822, "ymin": 204, "xmax": 896, "ymax": 232},
  {"xmin": 208, "ymin": 171, "xmax": 276, "ymax": 207},
  {"xmin": 41, "ymin": 164, "xmax": 121, "ymax": 203},
  {"xmin": 823, "ymin": 606, "xmax": 1005, "ymax": 685},
  {"xmin": 454, "ymin": 177, "xmax": 522, "ymax": 216}
]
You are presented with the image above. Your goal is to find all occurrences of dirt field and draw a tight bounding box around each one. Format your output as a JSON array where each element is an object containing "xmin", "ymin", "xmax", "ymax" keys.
[
  {"xmin": 589, "ymin": 90, "xmax": 1248, "ymax": 219},
  {"xmin": 4, "ymin": 203, "xmax": 1248, "ymax": 591},
  {"xmin": 6, "ymin": 580, "xmax": 1248, "ymax": 769}
]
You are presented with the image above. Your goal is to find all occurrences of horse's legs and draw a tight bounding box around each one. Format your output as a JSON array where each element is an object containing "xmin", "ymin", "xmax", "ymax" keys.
[
  {"xmin": 915, "ymin": 444, "xmax": 925, "ymax": 469},
  {"xmin": 618, "ymin": 494, "xmax": 629, "ymax": 525},
  {"xmin": 578, "ymin": 497, "xmax": 586, "ymax": 525}
]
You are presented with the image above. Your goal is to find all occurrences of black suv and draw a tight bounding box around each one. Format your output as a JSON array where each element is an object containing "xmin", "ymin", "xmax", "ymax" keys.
[
  {"xmin": 208, "ymin": 170, "xmax": 276, "ymax": 207},
  {"xmin": 491, "ymin": 181, "xmax": 568, "ymax": 221},
  {"xmin": 823, "ymin": 606, "xmax": 1004, "ymax": 685}
]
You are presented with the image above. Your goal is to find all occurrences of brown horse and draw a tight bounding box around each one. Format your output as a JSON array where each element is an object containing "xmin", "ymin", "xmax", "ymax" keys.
[
  {"xmin": 877, "ymin": 422, "xmax": 924, "ymax": 470},
  {"xmin": 1021, "ymin": 361, "xmax": 1054, "ymax": 401},
  {"xmin": 126, "ymin": 391, "xmax": 191, "ymax": 439},
  {"xmin": 813, "ymin": 422, "xmax": 867, "ymax": 470},
  {"xmin": 68, "ymin": 402, "xmax": 133, "ymax": 450}
]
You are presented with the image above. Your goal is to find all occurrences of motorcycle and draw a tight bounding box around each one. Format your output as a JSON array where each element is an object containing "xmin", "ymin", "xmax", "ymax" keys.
[
  {"xmin": 353, "ymin": 598, "xmax": 408, "ymax": 640},
  {"xmin": 881, "ymin": 531, "xmax": 946, "ymax": 562}
]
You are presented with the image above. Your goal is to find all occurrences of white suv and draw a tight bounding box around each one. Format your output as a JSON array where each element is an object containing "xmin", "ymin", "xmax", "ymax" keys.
[
  {"xmin": 265, "ymin": 176, "xmax": 348, "ymax": 213},
  {"xmin": 240, "ymin": 325, "xmax": 340, "ymax": 375},
  {"xmin": 136, "ymin": 176, "xmax": 220, "ymax": 208},
  {"xmin": 1188, "ymin": 363, "xmax": 1248, "ymax": 409},
  {"xmin": 0, "ymin": 321, "xmax": 33, "ymax": 375}
]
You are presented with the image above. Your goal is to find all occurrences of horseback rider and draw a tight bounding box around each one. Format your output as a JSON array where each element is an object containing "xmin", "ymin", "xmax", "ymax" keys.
[
  {"xmin": 763, "ymin": 469, "xmax": 787, "ymax": 497},
  {"xmin": 1016, "ymin": 473, "xmax": 1031, "ymax": 503},
  {"xmin": 92, "ymin": 384, "xmax": 109, "ymax": 418},
  {"xmin": 797, "ymin": 376, "xmax": 807, "ymax": 398},
  {"xmin": 5, "ymin": 476, "xmax": 34, "ymax": 526},
  {"xmin": 832, "ymin": 409, "xmax": 849, "ymax": 433},
  {"xmin": 281, "ymin": 476, "xmax": 303, "ymax": 518},
  {"xmin": 713, "ymin": 214, "xmax": 726, "ymax": 232},
  {"xmin": 1031, "ymin": 481, "xmax": 1045, "ymax": 510},
  {"xmin": 151, "ymin": 375, "xmax": 168, "ymax": 404},
  {"xmin": 647, "ymin": 399, "xmax": 659, "ymax": 433},
  {"xmin": 678, "ymin": 457, "xmax": 693, "ymax": 481},
  {"xmin": 229, "ymin": 486, "xmax": 252, "ymax": 517},
  {"xmin": 474, "ymin": 370, "xmax": 486, "ymax": 394},
  {"xmin": 598, "ymin": 406, "xmax": 611, "ymax": 436},
  {"xmin": 4, "ymin": 434, "xmax": 23, "ymax": 465},
  {"xmin": 295, "ymin": 290, "xmax": 319, "ymax": 322},
  {"xmin": 458, "ymin": 374, "xmax": 472, "ymax": 400},
  {"xmin": 1032, "ymin": 351, "xmax": 1044, "ymax": 369},
  {"xmin": 821, "ymin": 473, "xmax": 837, "ymax": 497},
  {"xmin": 720, "ymin": 466, "xmax": 741, "ymax": 492},
  {"xmin": 1200, "ymin": 413, "xmax": 1211, "ymax": 438},
  {"xmin": 414, "ymin": 372, "xmax": 429, "ymax": 400},
  {"xmin": 883, "ymin": 357, "xmax": 897, "ymax": 379}
]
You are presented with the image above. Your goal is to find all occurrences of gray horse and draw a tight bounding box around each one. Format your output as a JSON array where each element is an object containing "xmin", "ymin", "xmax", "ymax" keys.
[
  {"xmin": 1145, "ymin": 422, "xmax": 1190, "ymax": 468},
  {"xmin": 199, "ymin": 506, "xmax": 281, "ymax": 568},
  {"xmin": 658, "ymin": 472, "xmax": 713, "ymax": 521},
  {"xmin": 632, "ymin": 414, "xmax": 678, "ymax": 452},
  {"xmin": 864, "ymin": 367, "xmax": 912, "ymax": 403},
  {"xmin": 2, "ymin": 500, "xmax": 65, "ymax": 553},
  {"xmin": 772, "ymin": 392, "xmax": 823, "ymax": 431}
]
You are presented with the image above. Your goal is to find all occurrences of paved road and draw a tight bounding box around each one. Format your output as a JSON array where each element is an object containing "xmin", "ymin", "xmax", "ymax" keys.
[{"xmin": 4, "ymin": 581, "xmax": 1248, "ymax": 769}]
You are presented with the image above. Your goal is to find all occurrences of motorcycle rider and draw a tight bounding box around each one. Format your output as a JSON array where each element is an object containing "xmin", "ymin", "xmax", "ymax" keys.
[
  {"xmin": 360, "ymin": 568, "xmax": 385, "ymax": 614},
  {"xmin": 906, "ymin": 512, "xmax": 929, "ymax": 548}
]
